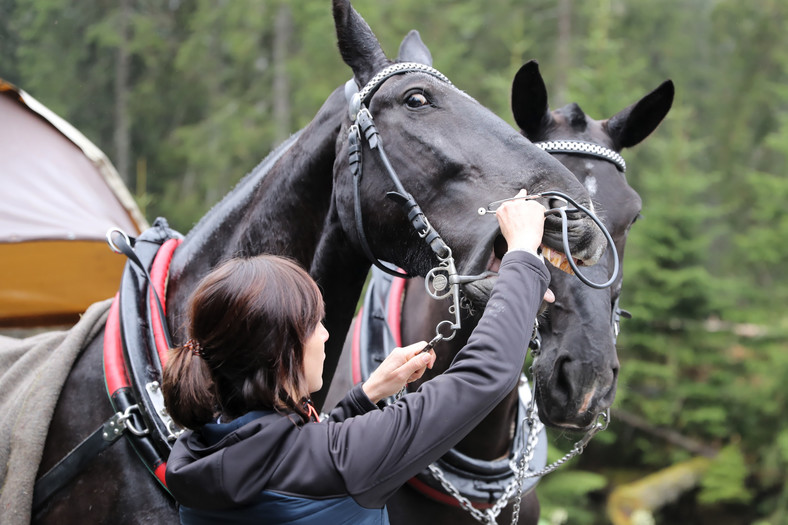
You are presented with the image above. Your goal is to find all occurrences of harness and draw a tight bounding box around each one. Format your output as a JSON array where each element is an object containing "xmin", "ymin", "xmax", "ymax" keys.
[
  {"xmin": 33, "ymin": 219, "xmax": 183, "ymax": 510},
  {"xmin": 353, "ymin": 266, "xmax": 548, "ymax": 515}
]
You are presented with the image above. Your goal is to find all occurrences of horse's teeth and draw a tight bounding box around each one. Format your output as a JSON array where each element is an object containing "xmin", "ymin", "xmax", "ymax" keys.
[{"xmin": 541, "ymin": 245, "xmax": 575, "ymax": 276}]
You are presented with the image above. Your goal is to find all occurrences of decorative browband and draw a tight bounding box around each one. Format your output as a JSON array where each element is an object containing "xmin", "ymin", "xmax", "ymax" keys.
[
  {"xmin": 349, "ymin": 62, "xmax": 453, "ymax": 120},
  {"xmin": 534, "ymin": 140, "xmax": 626, "ymax": 173}
]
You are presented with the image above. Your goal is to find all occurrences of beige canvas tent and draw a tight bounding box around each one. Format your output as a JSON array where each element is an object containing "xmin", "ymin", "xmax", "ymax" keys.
[{"xmin": 0, "ymin": 79, "xmax": 148, "ymax": 327}]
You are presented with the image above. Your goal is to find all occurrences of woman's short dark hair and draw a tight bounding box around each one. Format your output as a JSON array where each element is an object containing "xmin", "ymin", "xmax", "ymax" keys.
[{"xmin": 162, "ymin": 255, "xmax": 324, "ymax": 429}]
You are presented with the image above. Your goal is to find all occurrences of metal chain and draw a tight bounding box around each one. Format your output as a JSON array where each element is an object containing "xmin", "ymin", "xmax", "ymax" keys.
[
  {"xmin": 422, "ymin": 378, "xmax": 542, "ymax": 525},
  {"xmin": 519, "ymin": 408, "xmax": 610, "ymax": 480},
  {"xmin": 509, "ymin": 389, "xmax": 543, "ymax": 523},
  {"xmin": 421, "ymin": 356, "xmax": 611, "ymax": 525}
]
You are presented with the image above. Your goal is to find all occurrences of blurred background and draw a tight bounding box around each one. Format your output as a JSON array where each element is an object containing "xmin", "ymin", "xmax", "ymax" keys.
[{"xmin": 1, "ymin": 0, "xmax": 786, "ymax": 523}]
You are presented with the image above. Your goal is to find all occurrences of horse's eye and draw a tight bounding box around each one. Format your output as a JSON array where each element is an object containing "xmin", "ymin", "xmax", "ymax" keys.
[{"xmin": 405, "ymin": 92, "xmax": 430, "ymax": 108}]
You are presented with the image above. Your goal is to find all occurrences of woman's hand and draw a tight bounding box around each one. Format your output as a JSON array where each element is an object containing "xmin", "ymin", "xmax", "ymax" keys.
[
  {"xmin": 362, "ymin": 341, "xmax": 437, "ymax": 404},
  {"xmin": 495, "ymin": 189, "xmax": 546, "ymax": 253},
  {"xmin": 497, "ymin": 189, "xmax": 555, "ymax": 303}
]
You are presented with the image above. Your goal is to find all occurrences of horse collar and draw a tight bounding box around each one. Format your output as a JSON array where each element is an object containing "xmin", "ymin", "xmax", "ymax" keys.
[{"xmin": 105, "ymin": 220, "xmax": 184, "ymax": 481}]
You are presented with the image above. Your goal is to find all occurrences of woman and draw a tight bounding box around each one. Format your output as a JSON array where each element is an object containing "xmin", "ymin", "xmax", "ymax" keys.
[{"xmin": 163, "ymin": 189, "xmax": 552, "ymax": 524}]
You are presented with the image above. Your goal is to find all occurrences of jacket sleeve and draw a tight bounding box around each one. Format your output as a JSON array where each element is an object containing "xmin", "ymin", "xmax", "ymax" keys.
[
  {"xmin": 326, "ymin": 250, "xmax": 550, "ymax": 508},
  {"xmin": 324, "ymin": 383, "xmax": 379, "ymax": 423}
]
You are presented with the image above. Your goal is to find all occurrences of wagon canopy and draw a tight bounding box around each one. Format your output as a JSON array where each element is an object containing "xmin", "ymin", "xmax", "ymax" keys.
[{"xmin": 0, "ymin": 79, "xmax": 148, "ymax": 327}]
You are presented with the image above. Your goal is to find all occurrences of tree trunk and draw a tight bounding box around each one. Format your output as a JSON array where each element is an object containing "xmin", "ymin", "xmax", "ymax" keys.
[
  {"xmin": 114, "ymin": 0, "xmax": 131, "ymax": 186},
  {"xmin": 607, "ymin": 457, "xmax": 712, "ymax": 525},
  {"xmin": 555, "ymin": 0, "xmax": 571, "ymax": 107},
  {"xmin": 272, "ymin": 4, "xmax": 292, "ymax": 145}
]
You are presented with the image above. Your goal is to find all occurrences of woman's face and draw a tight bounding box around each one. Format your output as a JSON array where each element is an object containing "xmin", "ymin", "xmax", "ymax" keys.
[{"xmin": 303, "ymin": 321, "xmax": 329, "ymax": 394}]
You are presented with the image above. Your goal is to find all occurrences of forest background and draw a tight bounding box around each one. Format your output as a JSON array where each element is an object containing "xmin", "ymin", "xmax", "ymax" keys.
[{"xmin": 1, "ymin": 0, "xmax": 787, "ymax": 523}]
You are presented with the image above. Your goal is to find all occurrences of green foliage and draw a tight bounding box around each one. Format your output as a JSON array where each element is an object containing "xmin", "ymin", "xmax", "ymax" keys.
[
  {"xmin": 536, "ymin": 444, "xmax": 608, "ymax": 525},
  {"xmin": 698, "ymin": 443, "xmax": 753, "ymax": 505},
  {"xmin": 3, "ymin": 0, "xmax": 788, "ymax": 522}
]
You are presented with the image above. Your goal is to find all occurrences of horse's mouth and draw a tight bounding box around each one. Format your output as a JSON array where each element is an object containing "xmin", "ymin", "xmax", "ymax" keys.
[
  {"xmin": 490, "ymin": 235, "xmax": 582, "ymax": 275},
  {"xmin": 541, "ymin": 245, "xmax": 583, "ymax": 276},
  {"xmin": 463, "ymin": 234, "xmax": 583, "ymax": 306}
]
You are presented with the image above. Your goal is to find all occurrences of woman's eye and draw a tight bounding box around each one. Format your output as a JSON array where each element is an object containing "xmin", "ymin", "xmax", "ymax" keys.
[{"xmin": 405, "ymin": 92, "xmax": 430, "ymax": 108}]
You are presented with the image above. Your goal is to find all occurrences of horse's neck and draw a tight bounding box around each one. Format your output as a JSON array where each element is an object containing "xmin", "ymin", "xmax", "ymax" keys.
[
  {"xmin": 402, "ymin": 280, "xmax": 519, "ymax": 460},
  {"xmin": 165, "ymin": 87, "xmax": 349, "ymax": 340}
]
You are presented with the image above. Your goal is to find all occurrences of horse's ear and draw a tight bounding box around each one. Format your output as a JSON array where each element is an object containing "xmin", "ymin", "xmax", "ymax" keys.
[
  {"xmin": 605, "ymin": 80, "xmax": 675, "ymax": 150},
  {"xmin": 333, "ymin": 0, "xmax": 390, "ymax": 87},
  {"xmin": 397, "ymin": 30, "xmax": 433, "ymax": 66},
  {"xmin": 511, "ymin": 60, "xmax": 553, "ymax": 141}
]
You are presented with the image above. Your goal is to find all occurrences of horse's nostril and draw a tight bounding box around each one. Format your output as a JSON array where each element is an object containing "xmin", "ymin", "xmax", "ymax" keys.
[
  {"xmin": 554, "ymin": 357, "xmax": 573, "ymax": 399},
  {"xmin": 548, "ymin": 198, "xmax": 566, "ymax": 210}
]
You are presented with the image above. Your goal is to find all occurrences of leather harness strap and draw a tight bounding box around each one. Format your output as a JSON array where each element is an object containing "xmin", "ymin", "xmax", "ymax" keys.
[{"xmin": 31, "ymin": 413, "xmax": 124, "ymax": 510}]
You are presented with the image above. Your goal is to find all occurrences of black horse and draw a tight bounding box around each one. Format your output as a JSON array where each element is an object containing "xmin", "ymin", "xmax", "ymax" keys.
[
  {"xmin": 327, "ymin": 61, "xmax": 674, "ymax": 524},
  {"xmin": 29, "ymin": 2, "xmax": 604, "ymax": 524}
]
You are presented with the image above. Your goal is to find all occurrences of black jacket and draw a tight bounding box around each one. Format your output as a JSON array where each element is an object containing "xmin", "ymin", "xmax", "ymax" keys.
[{"xmin": 166, "ymin": 251, "xmax": 549, "ymax": 520}]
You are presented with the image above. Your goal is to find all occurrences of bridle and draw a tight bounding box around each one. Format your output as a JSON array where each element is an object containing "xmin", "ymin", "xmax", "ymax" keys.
[
  {"xmin": 345, "ymin": 62, "xmax": 498, "ymax": 348},
  {"xmin": 535, "ymin": 139, "xmax": 627, "ymax": 173}
]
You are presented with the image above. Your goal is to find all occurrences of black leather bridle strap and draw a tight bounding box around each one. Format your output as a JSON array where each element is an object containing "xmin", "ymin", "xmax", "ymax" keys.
[
  {"xmin": 33, "ymin": 413, "xmax": 125, "ymax": 511},
  {"xmin": 345, "ymin": 64, "xmax": 454, "ymax": 279},
  {"xmin": 348, "ymin": 122, "xmax": 411, "ymax": 278}
]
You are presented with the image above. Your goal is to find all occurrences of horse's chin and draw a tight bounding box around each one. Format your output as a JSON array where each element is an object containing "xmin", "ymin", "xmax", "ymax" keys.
[{"xmin": 533, "ymin": 393, "xmax": 601, "ymax": 432}]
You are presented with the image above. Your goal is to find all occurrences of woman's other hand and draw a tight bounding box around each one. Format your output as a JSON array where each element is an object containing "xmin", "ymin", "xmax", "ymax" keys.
[{"xmin": 362, "ymin": 341, "xmax": 436, "ymax": 404}]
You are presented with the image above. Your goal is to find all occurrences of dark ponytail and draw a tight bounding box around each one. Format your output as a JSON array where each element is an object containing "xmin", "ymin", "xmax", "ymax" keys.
[
  {"xmin": 162, "ymin": 255, "xmax": 324, "ymax": 430},
  {"xmin": 162, "ymin": 341, "xmax": 216, "ymax": 429}
]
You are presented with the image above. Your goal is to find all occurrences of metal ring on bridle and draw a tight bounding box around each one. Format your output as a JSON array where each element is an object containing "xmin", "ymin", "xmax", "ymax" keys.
[
  {"xmin": 434, "ymin": 320, "xmax": 457, "ymax": 342},
  {"xmin": 106, "ymin": 228, "xmax": 131, "ymax": 254}
]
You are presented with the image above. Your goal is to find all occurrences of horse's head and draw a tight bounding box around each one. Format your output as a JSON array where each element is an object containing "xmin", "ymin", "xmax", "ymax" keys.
[
  {"xmin": 331, "ymin": 1, "xmax": 606, "ymax": 306},
  {"xmin": 512, "ymin": 60, "xmax": 674, "ymax": 429}
]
